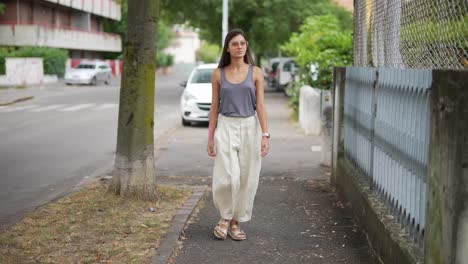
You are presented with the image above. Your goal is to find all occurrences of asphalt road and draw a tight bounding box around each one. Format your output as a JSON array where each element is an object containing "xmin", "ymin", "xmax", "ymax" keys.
[{"xmin": 0, "ymin": 65, "xmax": 193, "ymax": 229}]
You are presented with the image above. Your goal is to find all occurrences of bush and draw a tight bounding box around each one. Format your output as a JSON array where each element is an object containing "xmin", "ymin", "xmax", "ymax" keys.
[
  {"xmin": 0, "ymin": 47, "xmax": 15, "ymax": 75},
  {"xmin": 157, "ymin": 53, "xmax": 166, "ymax": 68},
  {"xmin": 196, "ymin": 42, "xmax": 221, "ymax": 63},
  {"xmin": 157, "ymin": 53, "xmax": 174, "ymax": 68},
  {"xmin": 166, "ymin": 54, "xmax": 174, "ymax": 67},
  {"xmin": 281, "ymin": 15, "xmax": 353, "ymax": 90},
  {"xmin": 0, "ymin": 47, "xmax": 68, "ymax": 76},
  {"xmin": 288, "ymin": 82, "xmax": 303, "ymax": 120}
]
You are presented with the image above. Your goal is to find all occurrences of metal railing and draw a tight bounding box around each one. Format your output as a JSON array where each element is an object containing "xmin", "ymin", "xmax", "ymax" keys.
[
  {"xmin": 343, "ymin": 67, "xmax": 432, "ymax": 246},
  {"xmin": 344, "ymin": 67, "xmax": 376, "ymax": 178}
]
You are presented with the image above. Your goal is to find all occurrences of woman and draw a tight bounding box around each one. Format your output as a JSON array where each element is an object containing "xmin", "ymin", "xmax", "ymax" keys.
[{"xmin": 207, "ymin": 29, "xmax": 270, "ymax": 241}]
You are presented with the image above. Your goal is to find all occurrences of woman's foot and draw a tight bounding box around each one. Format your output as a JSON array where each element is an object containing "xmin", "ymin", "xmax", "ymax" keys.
[
  {"xmin": 228, "ymin": 220, "xmax": 246, "ymax": 241},
  {"xmin": 213, "ymin": 219, "xmax": 229, "ymax": 240}
]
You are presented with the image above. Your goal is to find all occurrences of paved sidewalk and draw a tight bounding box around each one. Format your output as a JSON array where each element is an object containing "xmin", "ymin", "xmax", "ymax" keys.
[
  {"xmin": 174, "ymin": 177, "xmax": 375, "ymax": 264},
  {"xmin": 154, "ymin": 92, "xmax": 377, "ymax": 263}
]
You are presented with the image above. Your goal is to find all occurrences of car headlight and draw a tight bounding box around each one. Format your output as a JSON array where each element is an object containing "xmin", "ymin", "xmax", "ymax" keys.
[{"xmin": 183, "ymin": 92, "xmax": 197, "ymax": 102}]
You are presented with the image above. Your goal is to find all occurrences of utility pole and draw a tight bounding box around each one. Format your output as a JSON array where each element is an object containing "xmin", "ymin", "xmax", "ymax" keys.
[{"xmin": 222, "ymin": 0, "xmax": 228, "ymax": 46}]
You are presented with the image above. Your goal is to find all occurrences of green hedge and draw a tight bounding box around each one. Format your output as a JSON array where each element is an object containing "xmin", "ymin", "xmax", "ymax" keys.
[
  {"xmin": 0, "ymin": 47, "xmax": 68, "ymax": 77},
  {"xmin": 157, "ymin": 52, "xmax": 174, "ymax": 68},
  {"xmin": 196, "ymin": 42, "xmax": 221, "ymax": 63}
]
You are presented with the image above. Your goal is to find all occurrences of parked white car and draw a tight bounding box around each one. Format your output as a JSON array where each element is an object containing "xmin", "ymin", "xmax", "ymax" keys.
[
  {"xmin": 180, "ymin": 63, "xmax": 217, "ymax": 126},
  {"xmin": 65, "ymin": 61, "xmax": 112, "ymax": 85}
]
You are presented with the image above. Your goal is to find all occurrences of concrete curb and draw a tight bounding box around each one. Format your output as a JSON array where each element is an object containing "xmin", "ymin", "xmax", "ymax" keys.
[
  {"xmin": 151, "ymin": 185, "xmax": 207, "ymax": 264},
  {"xmin": 0, "ymin": 96, "xmax": 34, "ymax": 106}
]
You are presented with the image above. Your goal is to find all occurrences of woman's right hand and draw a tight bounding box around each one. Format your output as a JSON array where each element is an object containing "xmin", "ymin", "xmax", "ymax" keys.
[{"xmin": 207, "ymin": 139, "xmax": 216, "ymax": 157}]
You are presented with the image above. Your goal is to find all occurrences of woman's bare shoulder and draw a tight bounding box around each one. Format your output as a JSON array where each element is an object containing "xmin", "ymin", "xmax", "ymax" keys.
[
  {"xmin": 252, "ymin": 66, "xmax": 264, "ymax": 78},
  {"xmin": 212, "ymin": 68, "xmax": 221, "ymax": 80}
]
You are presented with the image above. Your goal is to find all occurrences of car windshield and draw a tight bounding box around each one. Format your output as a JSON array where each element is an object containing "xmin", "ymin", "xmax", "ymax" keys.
[
  {"xmin": 190, "ymin": 68, "xmax": 215, "ymax": 83},
  {"xmin": 76, "ymin": 64, "xmax": 96, "ymax": 69},
  {"xmin": 271, "ymin": 62, "xmax": 279, "ymax": 72},
  {"xmin": 283, "ymin": 61, "xmax": 298, "ymax": 71}
]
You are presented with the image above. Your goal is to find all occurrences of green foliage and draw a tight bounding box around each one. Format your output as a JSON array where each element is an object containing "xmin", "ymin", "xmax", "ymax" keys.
[
  {"xmin": 0, "ymin": 47, "xmax": 15, "ymax": 74},
  {"xmin": 0, "ymin": 47, "xmax": 68, "ymax": 76},
  {"xmin": 401, "ymin": 15, "xmax": 468, "ymax": 45},
  {"xmin": 400, "ymin": 15, "xmax": 468, "ymax": 67},
  {"xmin": 157, "ymin": 20, "xmax": 173, "ymax": 52},
  {"xmin": 104, "ymin": 0, "xmax": 173, "ymax": 59},
  {"xmin": 196, "ymin": 42, "xmax": 221, "ymax": 63},
  {"xmin": 0, "ymin": 1, "xmax": 5, "ymax": 15},
  {"xmin": 104, "ymin": 0, "xmax": 128, "ymax": 40},
  {"xmin": 282, "ymin": 15, "xmax": 352, "ymax": 90},
  {"xmin": 157, "ymin": 53, "xmax": 174, "ymax": 68},
  {"xmin": 288, "ymin": 82, "xmax": 303, "ymax": 120},
  {"xmin": 166, "ymin": 53, "xmax": 174, "ymax": 67},
  {"xmin": 160, "ymin": 0, "xmax": 353, "ymax": 59}
]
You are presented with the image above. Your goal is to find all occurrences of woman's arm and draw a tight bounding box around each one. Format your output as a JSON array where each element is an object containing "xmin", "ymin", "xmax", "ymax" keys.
[
  {"xmin": 254, "ymin": 66, "xmax": 270, "ymax": 157},
  {"xmin": 254, "ymin": 66, "xmax": 268, "ymax": 134},
  {"xmin": 207, "ymin": 68, "xmax": 221, "ymax": 157},
  {"xmin": 208, "ymin": 68, "xmax": 221, "ymax": 141}
]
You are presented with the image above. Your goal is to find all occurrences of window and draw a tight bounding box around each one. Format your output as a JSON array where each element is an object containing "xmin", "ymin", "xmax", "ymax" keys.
[
  {"xmin": 190, "ymin": 69, "xmax": 215, "ymax": 83},
  {"xmin": 76, "ymin": 64, "xmax": 96, "ymax": 69},
  {"xmin": 283, "ymin": 62, "xmax": 291, "ymax": 71},
  {"xmin": 271, "ymin": 62, "xmax": 279, "ymax": 73},
  {"xmin": 283, "ymin": 60, "xmax": 298, "ymax": 71}
]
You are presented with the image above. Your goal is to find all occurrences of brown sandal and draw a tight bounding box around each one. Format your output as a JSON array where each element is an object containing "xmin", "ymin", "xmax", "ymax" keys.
[
  {"xmin": 213, "ymin": 219, "xmax": 229, "ymax": 240},
  {"xmin": 228, "ymin": 224, "xmax": 246, "ymax": 241}
]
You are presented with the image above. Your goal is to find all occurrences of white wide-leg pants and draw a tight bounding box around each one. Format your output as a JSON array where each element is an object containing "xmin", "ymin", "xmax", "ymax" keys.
[{"xmin": 212, "ymin": 114, "xmax": 262, "ymax": 222}]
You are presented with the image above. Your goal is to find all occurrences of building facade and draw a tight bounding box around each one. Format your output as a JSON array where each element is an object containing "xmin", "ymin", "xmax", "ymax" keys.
[
  {"xmin": 334, "ymin": 0, "xmax": 353, "ymax": 12},
  {"xmin": 0, "ymin": 0, "xmax": 121, "ymax": 59},
  {"xmin": 164, "ymin": 25, "xmax": 201, "ymax": 64}
]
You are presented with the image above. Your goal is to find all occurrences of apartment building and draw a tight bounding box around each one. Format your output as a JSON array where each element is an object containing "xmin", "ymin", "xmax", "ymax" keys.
[{"xmin": 0, "ymin": 0, "xmax": 121, "ymax": 59}]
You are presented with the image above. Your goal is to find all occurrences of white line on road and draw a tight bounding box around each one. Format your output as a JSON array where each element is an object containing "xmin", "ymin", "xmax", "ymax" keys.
[
  {"xmin": 311, "ymin": 146, "xmax": 322, "ymax": 152},
  {"xmin": 92, "ymin": 103, "xmax": 118, "ymax": 110},
  {"xmin": 0, "ymin": 105, "xmax": 39, "ymax": 113},
  {"xmin": 28, "ymin": 104, "xmax": 67, "ymax": 112},
  {"xmin": 59, "ymin": 104, "xmax": 96, "ymax": 112}
]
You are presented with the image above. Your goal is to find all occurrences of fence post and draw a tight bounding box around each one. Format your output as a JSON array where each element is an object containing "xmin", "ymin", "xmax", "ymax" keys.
[
  {"xmin": 425, "ymin": 70, "xmax": 468, "ymax": 264},
  {"xmin": 331, "ymin": 67, "xmax": 346, "ymax": 187}
]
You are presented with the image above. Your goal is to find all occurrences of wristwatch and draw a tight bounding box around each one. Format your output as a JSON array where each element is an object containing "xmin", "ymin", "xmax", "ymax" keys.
[{"xmin": 262, "ymin": 132, "xmax": 270, "ymax": 138}]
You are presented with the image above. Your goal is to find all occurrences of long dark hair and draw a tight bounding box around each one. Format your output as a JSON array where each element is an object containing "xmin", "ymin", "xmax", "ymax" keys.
[{"xmin": 218, "ymin": 29, "xmax": 255, "ymax": 68}]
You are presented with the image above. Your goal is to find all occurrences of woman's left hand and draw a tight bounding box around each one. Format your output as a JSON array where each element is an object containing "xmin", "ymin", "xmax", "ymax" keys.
[{"xmin": 261, "ymin": 137, "xmax": 270, "ymax": 157}]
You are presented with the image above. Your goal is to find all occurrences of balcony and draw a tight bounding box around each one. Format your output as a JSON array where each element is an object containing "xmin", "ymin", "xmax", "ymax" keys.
[
  {"xmin": 44, "ymin": 0, "xmax": 121, "ymax": 20},
  {"xmin": 0, "ymin": 23, "xmax": 121, "ymax": 52}
]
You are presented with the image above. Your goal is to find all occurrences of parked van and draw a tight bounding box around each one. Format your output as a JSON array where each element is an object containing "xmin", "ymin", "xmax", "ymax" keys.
[{"xmin": 265, "ymin": 57, "xmax": 298, "ymax": 91}]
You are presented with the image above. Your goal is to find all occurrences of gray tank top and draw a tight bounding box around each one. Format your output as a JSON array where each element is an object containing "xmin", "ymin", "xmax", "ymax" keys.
[{"xmin": 219, "ymin": 65, "xmax": 257, "ymax": 117}]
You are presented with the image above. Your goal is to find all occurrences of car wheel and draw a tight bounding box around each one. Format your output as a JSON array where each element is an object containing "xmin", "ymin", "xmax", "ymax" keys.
[
  {"xmin": 181, "ymin": 117, "xmax": 190, "ymax": 126},
  {"xmin": 91, "ymin": 76, "xmax": 97, "ymax": 86},
  {"xmin": 105, "ymin": 75, "xmax": 111, "ymax": 85}
]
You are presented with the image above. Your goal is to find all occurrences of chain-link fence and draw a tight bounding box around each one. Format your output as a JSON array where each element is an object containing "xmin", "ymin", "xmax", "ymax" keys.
[{"xmin": 353, "ymin": 0, "xmax": 468, "ymax": 69}]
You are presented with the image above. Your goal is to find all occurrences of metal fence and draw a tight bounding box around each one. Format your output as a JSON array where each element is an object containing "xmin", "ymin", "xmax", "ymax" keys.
[
  {"xmin": 343, "ymin": 67, "xmax": 432, "ymax": 246},
  {"xmin": 353, "ymin": 0, "xmax": 468, "ymax": 69},
  {"xmin": 343, "ymin": 67, "xmax": 376, "ymax": 177}
]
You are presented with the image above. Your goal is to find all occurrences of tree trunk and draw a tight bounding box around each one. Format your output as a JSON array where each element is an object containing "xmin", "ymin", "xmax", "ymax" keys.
[{"xmin": 109, "ymin": 0, "xmax": 159, "ymax": 201}]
